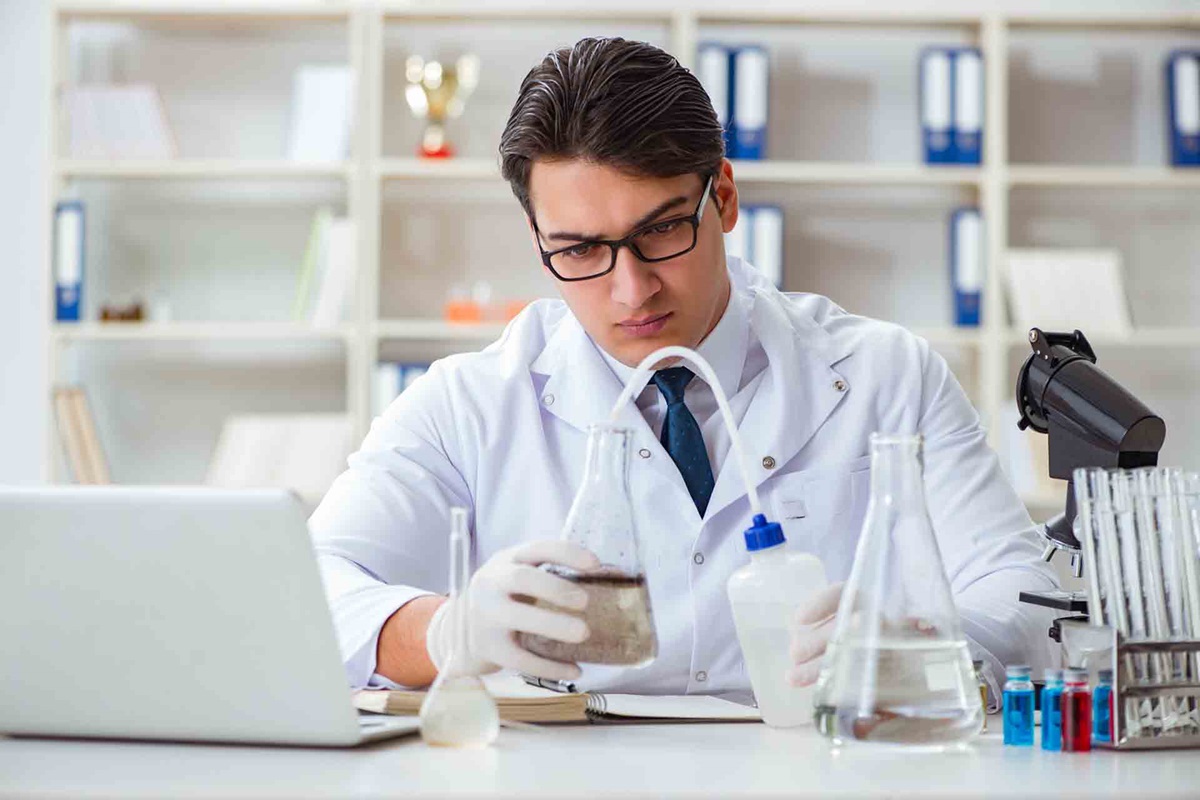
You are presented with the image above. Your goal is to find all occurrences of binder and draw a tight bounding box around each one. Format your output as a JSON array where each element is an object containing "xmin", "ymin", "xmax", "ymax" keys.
[
  {"xmin": 731, "ymin": 46, "xmax": 768, "ymax": 160},
  {"xmin": 697, "ymin": 43, "xmax": 735, "ymax": 157},
  {"xmin": 750, "ymin": 205, "xmax": 784, "ymax": 289},
  {"xmin": 1167, "ymin": 51, "xmax": 1200, "ymax": 167},
  {"xmin": 953, "ymin": 49, "xmax": 983, "ymax": 165},
  {"xmin": 920, "ymin": 48, "xmax": 953, "ymax": 164},
  {"xmin": 54, "ymin": 201, "xmax": 85, "ymax": 322},
  {"xmin": 949, "ymin": 207, "xmax": 983, "ymax": 327},
  {"xmin": 723, "ymin": 211, "xmax": 749, "ymax": 263}
]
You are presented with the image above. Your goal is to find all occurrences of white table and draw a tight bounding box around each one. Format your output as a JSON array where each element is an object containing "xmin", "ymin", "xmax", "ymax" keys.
[{"xmin": 2, "ymin": 720, "xmax": 1197, "ymax": 798}]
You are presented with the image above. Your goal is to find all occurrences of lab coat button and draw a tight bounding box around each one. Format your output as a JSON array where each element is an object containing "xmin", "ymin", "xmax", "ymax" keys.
[
  {"xmin": 693, "ymin": 552, "xmax": 705, "ymax": 565},
  {"xmin": 543, "ymin": 394, "xmax": 555, "ymax": 406},
  {"xmin": 834, "ymin": 380, "xmax": 847, "ymax": 392},
  {"xmin": 762, "ymin": 456, "xmax": 776, "ymax": 469},
  {"xmin": 638, "ymin": 448, "xmax": 651, "ymax": 459},
  {"xmin": 695, "ymin": 671, "xmax": 708, "ymax": 683}
]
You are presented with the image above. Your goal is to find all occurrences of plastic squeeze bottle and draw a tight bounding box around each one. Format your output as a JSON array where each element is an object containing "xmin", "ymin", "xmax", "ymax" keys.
[{"xmin": 727, "ymin": 514, "xmax": 828, "ymax": 728}]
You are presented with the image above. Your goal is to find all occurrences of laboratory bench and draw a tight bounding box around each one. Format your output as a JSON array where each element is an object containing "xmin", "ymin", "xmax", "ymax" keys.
[{"xmin": 3, "ymin": 717, "xmax": 1198, "ymax": 799}]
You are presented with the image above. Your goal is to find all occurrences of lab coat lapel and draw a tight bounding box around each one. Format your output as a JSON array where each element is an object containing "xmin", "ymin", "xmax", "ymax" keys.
[{"xmin": 703, "ymin": 290, "xmax": 853, "ymax": 523}]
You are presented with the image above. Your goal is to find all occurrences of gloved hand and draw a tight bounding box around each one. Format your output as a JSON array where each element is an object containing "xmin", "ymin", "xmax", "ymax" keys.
[
  {"xmin": 788, "ymin": 581, "xmax": 845, "ymax": 687},
  {"xmin": 425, "ymin": 539, "xmax": 601, "ymax": 682}
]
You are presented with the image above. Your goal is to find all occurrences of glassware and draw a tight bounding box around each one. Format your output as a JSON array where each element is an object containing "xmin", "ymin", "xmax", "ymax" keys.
[
  {"xmin": 518, "ymin": 423, "xmax": 658, "ymax": 667},
  {"xmin": 971, "ymin": 660, "xmax": 988, "ymax": 732},
  {"xmin": 1093, "ymin": 668, "xmax": 1114, "ymax": 743},
  {"xmin": 1062, "ymin": 668, "xmax": 1092, "ymax": 752},
  {"xmin": 419, "ymin": 508, "xmax": 500, "ymax": 748},
  {"xmin": 813, "ymin": 433, "xmax": 982, "ymax": 749},
  {"xmin": 1041, "ymin": 668, "xmax": 1064, "ymax": 751},
  {"xmin": 1002, "ymin": 665, "xmax": 1034, "ymax": 746}
]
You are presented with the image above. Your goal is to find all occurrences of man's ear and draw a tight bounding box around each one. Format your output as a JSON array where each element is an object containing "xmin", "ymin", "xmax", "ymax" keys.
[{"xmin": 715, "ymin": 159, "xmax": 739, "ymax": 235}]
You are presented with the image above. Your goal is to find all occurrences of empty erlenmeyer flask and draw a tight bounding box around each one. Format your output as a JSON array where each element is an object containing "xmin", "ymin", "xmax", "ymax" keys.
[
  {"xmin": 813, "ymin": 434, "xmax": 982, "ymax": 749},
  {"xmin": 419, "ymin": 508, "xmax": 500, "ymax": 747},
  {"xmin": 518, "ymin": 423, "xmax": 658, "ymax": 666}
]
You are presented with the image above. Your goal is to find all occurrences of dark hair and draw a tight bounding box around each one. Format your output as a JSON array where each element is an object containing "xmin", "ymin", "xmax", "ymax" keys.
[{"xmin": 499, "ymin": 37, "xmax": 725, "ymax": 217}]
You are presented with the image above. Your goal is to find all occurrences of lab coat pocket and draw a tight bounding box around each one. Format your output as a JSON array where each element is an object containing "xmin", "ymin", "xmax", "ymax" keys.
[{"xmin": 769, "ymin": 456, "xmax": 872, "ymax": 556}]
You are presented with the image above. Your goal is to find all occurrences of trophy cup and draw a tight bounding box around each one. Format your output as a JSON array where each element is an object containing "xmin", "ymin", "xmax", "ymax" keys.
[{"xmin": 404, "ymin": 54, "xmax": 480, "ymax": 158}]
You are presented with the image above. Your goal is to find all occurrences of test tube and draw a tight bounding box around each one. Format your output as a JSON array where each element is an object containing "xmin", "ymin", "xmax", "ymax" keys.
[
  {"xmin": 1093, "ymin": 668, "xmax": 1114, "ymax": 744},
  {"xmin": 1002, "ymin": 665, "xmax": 1034, "ymax": 746},
  {"xmin": 1041, "ymin": 668, "xmax": 1064, "ymax": 751},
  {"xmin": 1062, "ymin": 668, "xmax": 1092, "ymax": 752}
]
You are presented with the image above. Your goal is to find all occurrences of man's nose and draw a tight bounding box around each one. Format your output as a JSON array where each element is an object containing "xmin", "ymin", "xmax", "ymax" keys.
[{"xmin": 609, "ymin": 246, "xmax": 661, "ymax": 309}]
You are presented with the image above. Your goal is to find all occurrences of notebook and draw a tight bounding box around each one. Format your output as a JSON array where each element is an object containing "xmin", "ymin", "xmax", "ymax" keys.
[{"xmin": 354, "ymin": 674, "xmax": 761, "ymax": 725}]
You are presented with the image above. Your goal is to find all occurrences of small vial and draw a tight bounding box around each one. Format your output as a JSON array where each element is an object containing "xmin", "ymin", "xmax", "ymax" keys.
[
  {"xmin": 972, "ymin": 660, "xmax": 988, "ymax": 732},
  {"xmin": 1093, "ymin": 668, "xmax": 1113, "ymax": 744},
  {"xmin": 1040, "ymin": 669, "xmax": 1064, "ymax": 751},
  {"xmin": 1062, "ymin": 667, "xmax": 1092, "ymax": 752},
  {"xmin": 1003, "ymin": 664, "xmax": 1035, "ymax": 746}
]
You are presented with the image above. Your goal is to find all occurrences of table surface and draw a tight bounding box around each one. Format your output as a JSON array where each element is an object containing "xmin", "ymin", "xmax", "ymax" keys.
[{"xmin": 2, "ymin": 718, "xmax": 1198, "ymax": 799}]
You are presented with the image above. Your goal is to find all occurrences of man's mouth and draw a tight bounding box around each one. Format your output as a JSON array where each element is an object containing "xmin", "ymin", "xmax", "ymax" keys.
[{"xmin": 617, "ymin": 312, "xmax": 672, "ymax": 337}]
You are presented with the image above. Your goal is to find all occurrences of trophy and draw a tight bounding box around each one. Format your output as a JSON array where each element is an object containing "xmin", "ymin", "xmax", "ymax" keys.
[{"xmin": 404, "ymin": 54, "xmax": 480, "ymax": 158}]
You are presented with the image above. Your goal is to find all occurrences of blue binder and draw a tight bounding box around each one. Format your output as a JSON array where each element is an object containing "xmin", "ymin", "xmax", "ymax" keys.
[
  {"xmin": 1167, "ymin": 50, "xmax": 1200, "ymax": 167},
  {"xmin": 920, "ymin": 47, "xmax": 984, "ymax": 165},
  {"xmin": 54, "ymin": 200, "xmax": 85, "ymax": 322},
  {"xmin": 697, "ymin": 43, "xmax": 736, "ymax": 157},
  {"xmin": 731, "ymin": 46, "xmax": 768, "ymax": 160},
  {"xmin": 949, "ymin": 207, "xmax": 983, "ymax": 327}
]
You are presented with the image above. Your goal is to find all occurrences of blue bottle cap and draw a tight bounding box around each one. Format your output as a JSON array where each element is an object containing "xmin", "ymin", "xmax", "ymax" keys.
[{"xmin": 743, "ymin": 513, "xmax": 785, "ymax": 552}]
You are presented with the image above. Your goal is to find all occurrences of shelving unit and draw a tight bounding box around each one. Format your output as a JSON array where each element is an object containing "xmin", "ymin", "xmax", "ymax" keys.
[{"xmin": 46, "ymin": 2, "xmax": 1200, "ymax": 514}]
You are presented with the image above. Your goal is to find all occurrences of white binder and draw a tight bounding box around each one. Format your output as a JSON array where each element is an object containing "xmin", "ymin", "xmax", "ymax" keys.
[
  {"xmin": 731, "ymin": 47, "xmax": 768, "ymax": 159},
  {"xmin": 953, "ymin": 49, "xmax": 983, "ymax": 164}
]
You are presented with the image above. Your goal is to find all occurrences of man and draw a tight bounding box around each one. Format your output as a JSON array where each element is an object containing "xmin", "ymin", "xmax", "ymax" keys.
[{"xmin": 310, "ymin": 37, "xmax": 1058, "ymax": 696}]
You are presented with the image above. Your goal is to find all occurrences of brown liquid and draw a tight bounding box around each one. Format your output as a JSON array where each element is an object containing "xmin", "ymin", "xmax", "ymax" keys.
[{"xmin": 516, "ymin": 567, "xmax": 657, "ymax": 666}]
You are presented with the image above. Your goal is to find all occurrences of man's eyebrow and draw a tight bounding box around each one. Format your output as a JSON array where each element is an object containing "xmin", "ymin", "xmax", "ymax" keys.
[{"xmin": 543, "ymin": 194, "xmax": 690, "ymax": 242}]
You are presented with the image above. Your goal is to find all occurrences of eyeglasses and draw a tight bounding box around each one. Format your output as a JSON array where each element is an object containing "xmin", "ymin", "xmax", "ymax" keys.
[{"xmin": 534, "ymin": 174, "xmax": 716, "ymax": 282}]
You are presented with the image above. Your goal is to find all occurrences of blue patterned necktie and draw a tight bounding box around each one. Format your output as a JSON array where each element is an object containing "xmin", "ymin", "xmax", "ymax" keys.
[{"xmin": 652, "ymin": 366, "xmax": 716, "ymax": 517}]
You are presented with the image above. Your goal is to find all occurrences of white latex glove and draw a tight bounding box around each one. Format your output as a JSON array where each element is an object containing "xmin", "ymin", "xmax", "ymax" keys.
[
  {"xmin": 425, "ymin": 539, "xmax": 601, "ymax": 682},
  {"xmin": 788, "ymin": 581, "xmax": 845, "ymax": 687}
]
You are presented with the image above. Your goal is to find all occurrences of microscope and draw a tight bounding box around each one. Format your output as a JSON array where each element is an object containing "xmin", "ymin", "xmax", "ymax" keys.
[{"xmin": 1013, "ymin": 328, "xmax": 1166, "ymax": 633}]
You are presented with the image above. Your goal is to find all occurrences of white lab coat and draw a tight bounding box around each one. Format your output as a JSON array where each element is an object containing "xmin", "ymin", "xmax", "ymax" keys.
[{"xmin": 310, "ymin": 257, "xmax": 1060, "ymax": 695}]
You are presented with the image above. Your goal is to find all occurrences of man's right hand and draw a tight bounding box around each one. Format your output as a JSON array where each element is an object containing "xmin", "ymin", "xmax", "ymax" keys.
[{"xmin": 424, "ymin": 540, "xmax": 601, "ymax": 682}]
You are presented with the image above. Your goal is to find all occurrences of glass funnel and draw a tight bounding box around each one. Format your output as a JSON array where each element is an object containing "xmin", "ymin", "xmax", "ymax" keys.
[
  {"xmin": 813, "ymin": 434, "xmax": 982, "ymax": 749},
  {"xmin": 518, "ymin": 423, "xmax": 658, "ymax": 667},
  {"xmin": 419, "ymin": 508, "xmax": 499, "ymax": 747}
]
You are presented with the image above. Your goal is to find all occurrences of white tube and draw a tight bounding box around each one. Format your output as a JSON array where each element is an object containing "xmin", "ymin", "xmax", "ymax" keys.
[{"xmin": 608, "ymin": 345, "xmax": 763, "ymax": 518}]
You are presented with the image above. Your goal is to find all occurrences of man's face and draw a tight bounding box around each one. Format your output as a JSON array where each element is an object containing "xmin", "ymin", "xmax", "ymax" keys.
[{"xmin": 527, "ymin": 159, "xmax": 739, "ymax": 367}]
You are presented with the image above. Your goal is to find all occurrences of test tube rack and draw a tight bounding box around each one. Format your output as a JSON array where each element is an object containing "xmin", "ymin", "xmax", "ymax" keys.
[{"xmin": 1059, "ymin": 619, "xmax": 1200, "ymax": 750}]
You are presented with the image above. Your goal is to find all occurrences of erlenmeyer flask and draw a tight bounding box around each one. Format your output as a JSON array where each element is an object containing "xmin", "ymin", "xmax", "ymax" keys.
[
  {"xmin": 813, "ymin": 434, "xmax": 982, "ymax": 749},
  {"xmin": 419, "ymin": 508, "xmax": 500, "ymax": 747},
  {"xmin": 518, "ymin": 423, "xmax": 658, "ymax": 666}
]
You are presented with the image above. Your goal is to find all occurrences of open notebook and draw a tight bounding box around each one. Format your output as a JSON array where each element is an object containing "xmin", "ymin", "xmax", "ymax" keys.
[{"xmin": 354, "ymin": 674, "xmax": 761, "ymax": 724}]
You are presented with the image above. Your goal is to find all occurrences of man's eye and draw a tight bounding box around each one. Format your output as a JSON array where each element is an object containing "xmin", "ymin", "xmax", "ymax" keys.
[
  {"xmin": 563, "ymin": 244, "xmax": 598, "ymax": 259},
  {"xmin": 645, "ymin": 220, "xmax": 683, "ymax": 236}
]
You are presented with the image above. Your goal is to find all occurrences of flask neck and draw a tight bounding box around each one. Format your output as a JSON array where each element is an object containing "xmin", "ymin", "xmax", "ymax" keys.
[
  {"xmin": 582, "ymin": 424, "xmax": 631, "ymax": 487},
  {"xmin": 869, "ymin": 437, "xmax": 927, "ymax": 510}
]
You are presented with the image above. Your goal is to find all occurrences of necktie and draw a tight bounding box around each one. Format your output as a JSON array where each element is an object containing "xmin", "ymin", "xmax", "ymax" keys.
[{"xmin": 652, "ymin": 366, "xmax": 716, "ymax": 517}]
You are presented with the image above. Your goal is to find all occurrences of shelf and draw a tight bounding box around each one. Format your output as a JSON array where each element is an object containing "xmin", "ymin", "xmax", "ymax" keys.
[
  {"xmin": 56, "ymin": 160, "xmax": 354, "ymax": 180},
  {"xmin": 52, "ymin": 322, "xmax": 354, "ymax": 343},
  {"xmin": 56, "ymin": 2, "xmax": 352, "ymax": 25},
  {"xmin": 375, "ymin": 320, "xmax": 507, "ymax": 342},
  {"xmin": 1007, "ymin": 166, "xmax": 1200, "ymax": 189},
  {"xmin": 696, "ymin": 9, "xmax": 982, "ymax": 27},
  {"xmin": 378, "ymin": 158, "xmax": 499, "ymax": 181},
  {"xmin": 1006, "ymin": 13, "xmax": 1200, "ymax": 30},
  {"xmin": 382, "ymin": 3, "xmax": 673, "ymax": 23},
  {"xmin": 1005, "ymin": 328, "xmax": 1200, "ymax": 349}
]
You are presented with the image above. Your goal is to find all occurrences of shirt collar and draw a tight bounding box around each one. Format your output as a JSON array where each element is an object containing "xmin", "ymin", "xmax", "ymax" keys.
[{"xmin": 595, "ymin": 277, "xmax": 749, "ymax": 402}]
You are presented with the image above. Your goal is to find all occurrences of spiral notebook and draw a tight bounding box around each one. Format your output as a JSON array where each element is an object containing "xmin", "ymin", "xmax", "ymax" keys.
[{"xmin": 353, "ymin": 674, "xmax": 760, "ymax": 725}]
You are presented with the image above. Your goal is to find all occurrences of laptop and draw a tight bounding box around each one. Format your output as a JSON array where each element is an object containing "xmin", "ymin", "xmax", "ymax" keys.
[{"xmin": 0, "ymin": 486, "xmax": 419, "ymax": 746}]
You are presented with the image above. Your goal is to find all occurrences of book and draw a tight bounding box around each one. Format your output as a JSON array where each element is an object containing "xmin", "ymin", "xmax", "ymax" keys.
[
  {"xmin": 287, "ymin": 65, "xmax": 354, "ymax": 163},
  {"xmin": 54, "ymin": 201, "xmax": 85, "ymax": 322},
  {"xmin": 949, "ymin": 207, "xmax": 983, "ymax": 327},
  {"xmin": 953, "ymin": 48, "xmax": 983, "ymax": 165},
  {"xmin": 920, "ymin": 47, "xmax": 984, "ymax": 165},
  {"xmin": 354, "ymin": 674, "xmax": 760, "ymax": 725},
  {"xmin": 1004, "ymin": 249, "xmax": 1132, "ymax": 338},
  {"xmin": 64, "ymin": 84, "xmax": 177, "ymax": 160},
  {"xmin": 1167, "ymin": 50, "xmax": 1200, "ymax": 167},
  {"xmin": 53, "ymin": 386, "xmax": 110, "ymax": 485},
  {"xmin": 920, "ymin": 48, "xmax": 953, "ymax": 164}
]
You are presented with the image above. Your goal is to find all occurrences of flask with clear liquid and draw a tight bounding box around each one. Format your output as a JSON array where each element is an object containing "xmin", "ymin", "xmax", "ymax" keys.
[
  {"xmin": 518, "ymin": 423, "xmax": 658, "ymax": 667},
  {"xmin": 419, "ymin": 508, "xmax": 500, "ymax": 747},
  {"xmin": 812, "ymin": 434, "xmax": 983, "ymax": 749}
]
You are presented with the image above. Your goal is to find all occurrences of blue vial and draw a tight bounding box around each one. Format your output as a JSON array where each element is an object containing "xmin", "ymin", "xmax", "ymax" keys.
[
  {"xmin": 1041, "ymin": 669, "xmax": 1064, "ymax": 751},
  {"xmin": 1003, "ymin": 664, "xmax": 1035, "ymax": 746},
  {"xmin": 1093, "ymin": 668, "xmax": 1113, "ymax": 743}
]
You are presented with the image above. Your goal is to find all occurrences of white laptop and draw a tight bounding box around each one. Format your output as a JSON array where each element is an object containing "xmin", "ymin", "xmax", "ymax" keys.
[{"xmin": 0, "ymin": 486, "xmax": 419, "ymax": 747}]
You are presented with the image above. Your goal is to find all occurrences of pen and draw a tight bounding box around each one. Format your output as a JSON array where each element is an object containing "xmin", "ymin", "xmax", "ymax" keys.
[{"xmin": 521, "ymin": 674, "xmax": 578, "ymax": 694}]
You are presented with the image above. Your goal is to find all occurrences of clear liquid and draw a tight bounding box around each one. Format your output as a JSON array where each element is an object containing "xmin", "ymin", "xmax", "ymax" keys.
[
  {"xmin": 419, "ymin": 676, "xmax": 500, "ymax": 748},
  {"xmin": 814, "ymin": 637, "xmax": 982, "ymax": 748},
  {"xmin": 517, "ymin": 567, "xmax": 657, "ymax": 667},
  {"xmin": 737, "ymin": 622, "xmax": 814, "ymax": 728}
]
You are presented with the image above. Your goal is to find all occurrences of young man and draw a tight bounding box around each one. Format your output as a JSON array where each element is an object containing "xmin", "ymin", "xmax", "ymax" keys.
[{"xmin": 310, "ymin": 38, "xmax": 1058, "ymax": 695}]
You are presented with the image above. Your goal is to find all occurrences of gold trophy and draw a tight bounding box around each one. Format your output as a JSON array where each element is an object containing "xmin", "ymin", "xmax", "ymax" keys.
[{"xmin": 404, "ymin": 54, "xmax": 480, "ymax": 158}]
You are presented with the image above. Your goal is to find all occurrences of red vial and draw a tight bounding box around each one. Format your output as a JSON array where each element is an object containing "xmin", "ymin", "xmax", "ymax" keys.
[{"xmin": 1062, "ymin": 668, "xmax": 1092, "ymax": 752}]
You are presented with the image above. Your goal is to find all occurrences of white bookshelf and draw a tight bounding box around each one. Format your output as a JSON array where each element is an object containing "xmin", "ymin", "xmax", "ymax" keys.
[{"xmin": 46, "ymin": 2, "xmax": 1200, "ymax": 513}]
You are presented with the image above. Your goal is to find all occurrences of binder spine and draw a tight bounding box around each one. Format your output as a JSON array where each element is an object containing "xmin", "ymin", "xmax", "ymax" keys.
[
  {"xmin": 1167, "ymin": 51, "xmax": 1200, "ymax": 167},
  {"xmin": 953, "ymin": 48, "xmax": 983, "ymax": 165},
  {"xmin": 698, "ymin": 43, "xmax": 735, "ymax": 157},
  {"xmin": 950, "ymin": 207, "xmax": 983, "ymax": 327},
  {"xmin": 54, "ymin": 200, "xmax": 85, "ymax": 322},
  {"xmin": 920, "ymin": 48, "xmax": 953, "ymax": 164},
  {"xmin": 731, "ymin": 46, "xmax": 768, "ymax": 160}
]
